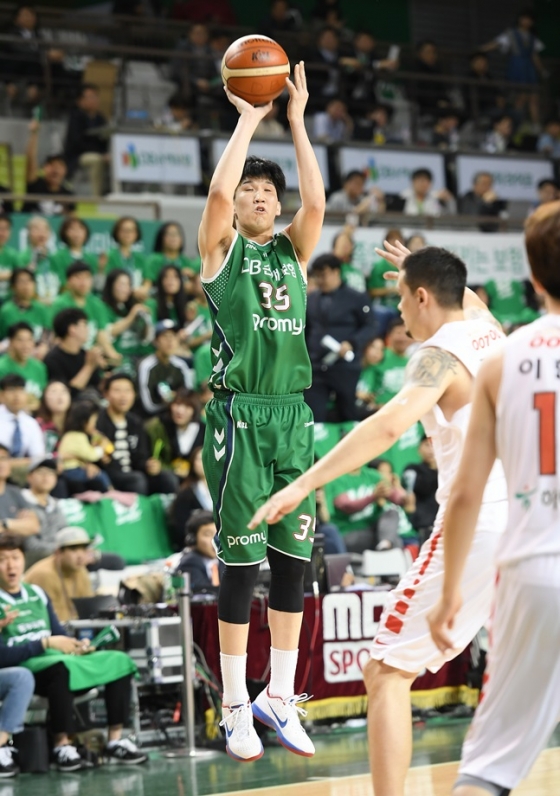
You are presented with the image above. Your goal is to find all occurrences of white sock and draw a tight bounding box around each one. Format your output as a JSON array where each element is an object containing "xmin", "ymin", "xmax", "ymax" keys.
[
  {"xmin": 220, "ymin": 653, "xmax": 249, "ymax": 706},
  {"xmin": 269, "ymin": 648, "xmax": 299, "ymax": 699}
]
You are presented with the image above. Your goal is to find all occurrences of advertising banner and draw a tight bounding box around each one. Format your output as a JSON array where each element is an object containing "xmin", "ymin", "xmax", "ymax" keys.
[
  {"xmin": 456, "ymin": 154, "xmax": 553, "ymax": 201},
  {"xmin": 338, "ymin": 148, "xmax": 446, "ymax": 193},
  {"xmin": 112, "ymin": 134, "xmax": 201, "ymax": 185}
]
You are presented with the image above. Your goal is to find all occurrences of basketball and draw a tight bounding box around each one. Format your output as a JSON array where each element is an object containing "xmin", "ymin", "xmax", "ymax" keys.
[{"xmin": 221, "ymin": 35, "xmax": 290, "ymax": 106}]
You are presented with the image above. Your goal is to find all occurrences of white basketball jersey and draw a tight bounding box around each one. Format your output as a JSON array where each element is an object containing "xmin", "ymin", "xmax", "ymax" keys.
[
  {"xmin": 496, "ymin": 314, "xmax": 560, "ymax": 566},
  {"xmin": 419, "ymin": 319, "xmax": 507, "ymax": 508}
]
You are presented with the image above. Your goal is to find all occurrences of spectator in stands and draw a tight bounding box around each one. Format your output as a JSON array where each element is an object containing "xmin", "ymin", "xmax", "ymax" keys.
[
  {"xmin": 311, "ymin": 0, "xmax": 341, "ymax": 24},
  {"xmin": 23, "ymin": 121, "xmax": 75, "ymax": 216},
  {"xmin": 483, "ymin": 114, "xmax": 514, "ymax": 153},
  {"xmin": 326, "ymin": 170, "xmax": 385, "ymax": 222},
  {"xmin": 64, "ymin": 84, "xmax": 109, "ymax": 197},
  {"xmin": 154, "ymin": 93, "xmax": 194, "ymax": 133},
  {"xmin": 0, "ymin": 445, "xmax": 40, "ymax": 538},
  {"xmin": 374, "ymin": 317, "xmax": 411, "ymax": 405},
  {"xmin": 534, "ymin": 178, "xmax": 559, "ymax": 209},
  {"xmin": 0, "ymin": 375, "xmax": 45, "ymax": 468},
  {"xmin": 403, "ymin": 436, "xmax": 439, "ymax": 546},
  {"xmin": 412, "ymin": 40, "xmax": 447, "ymax": 115},
  {"xmin": 537, "ymin": 118, "xmax": 560, "ymax": 158},
  {"xmin": 356, "ymin": 336, "xmax": 385, "ymax": 415},
  {"xmin": 51, "ymin": 262, "xmax": 120, "ymax": 364},
  {"xmin": 405, "ymin": 232, "xmax": 427, "ymax": 252},
  {"xmin": 172, "ymin": 23, "xmax": 221, "ymax": 117},
  {"xmin": 0, "ymin": 662, "xmax": 35, "ymax": 778},
  {"xmin": 332, "ymin": 224, "xmax": 366, "ymax": 292},
  {"xmin": 21, "ymin": 456, "xmax": 67, "ymax": 566},
  {"xmin": 313, "ymin": 98, "xmax": 353, "ymax": 142},
  {"xmin": 97, "ymin": 373, "xmax": 178, "ymax": 495},
  {"xmin": 0, "ymin": 269, "xmax": 50, "ymax": 351},
  {"xmin": 459, "ymin": 171, "xmax": 505, "ymax": 232},
  {"xmin": 147, "ymin": 264, "xmax": 188, "ymax": 328},
  {"xmin": 145, "ymin": 389, "xmax": 205, "ymax": 490},
  {"xmin": 0, "ymin": 534, "xmax": 147, "ymax": 770},
  {"xmin": 258, "ymin": 0, "xmax": 303, "ymax": 37},
  {"xmin": 340, "ymin": 31, "xmax": 399, "ymax": 110},
  {"xmin": 169, "ymin": 448, "xmax": 213, "ymax": 550},
  {"xmin": 176, "ymin": 509, "xmax": 220, "ymax": 590},
  {"xmin": 484, "ymin": 275, "xmax": 538, "ymax": 329},
  {"xmin": 0, "ymin": 216, "xmax": 20, "ymax": 305},
  {"xmin": 4, "ymin": 5, "xmax": 43, "ymax": 112},
  {"xmin": 101, "ymin": 270, "xmax": 153, "ymax": 376},
  {"xmin": 367, "ymin": 228, "xmax": 403, "ymax": 335},
  {"xmin": 170, "ymin": 0, "xmax": 236, "ymax": 24},
  {"xmin": 137, "ymin": 320, "xmax": 194, "ymax": 416},
  {"xmin": 149, "ymin": 221, "xmax": 199, "ymax": 283},
  {"xmin": 50, "ymin": 218, "xmax": 98, "ymax": 287},
  {"xmin": 106, "ymin": 217, "xmax": 150, "ymax": 302},
  {"xmin": 184, "ymin": 272, "xmax": 212, "ymax": 363},
  {"xmin": 305, "ymin": 254, "xmax": 375, "ymax": 422},
  {"xmin": 36, "ymin": 381, "xmax": 72, "ymax": 455},
  {"xmin": 0, "ymin": 322, "xmax": 47, "ymax": 412},
  {"xmin": 18, "ymin": 216, "xmax": 58, "ymax": 305},
  {"xmin": 464, "ymin": 51, "xmax": 506, "ymax": 121},
  {"xmin": 400, "ymin": 168, "xmax": 456, "ymax": 216},
  {"xmin": 430, "ymin": 108, "xmax": 460, "ymax": 150},
  {"xmin": 58, "ymin": 400, "xmax": 112, "ymax": 494},
  {"xmin": 353, "ymin": 103, "xmax": 399, "ymax": 144},
  {"xmin": 305, "ymin": 27, "xmax": 345, "ymax": 110},
  {"xmin": 44, "ymin": 309, "xmax": 104, "ymax": 397},
  {"xmin": 254, "ymin": 103, "xmax": 287, "ymax": 139}
]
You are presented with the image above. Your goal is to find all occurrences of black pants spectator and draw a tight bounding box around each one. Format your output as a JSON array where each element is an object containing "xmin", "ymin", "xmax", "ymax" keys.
[
  {"xmin": 107, "ymin": 468, "xmax": 179, "ymax": 495},
  {"xmin": 33, "ymin": 663, "xmax": 131, "ymax": 734},
  {"xmin": 342, "ymin": 509, "xmax": 402, "ymax": 554},
  {"xmin": 305, "ymin": 364, "xmax": 360, "ymax": 422}
]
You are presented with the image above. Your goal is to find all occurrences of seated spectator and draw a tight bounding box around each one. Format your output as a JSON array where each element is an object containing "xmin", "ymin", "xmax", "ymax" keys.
[
  {"xmin": 464, "ymin": 51, "xmax": 506, "ymax": 120},
  {"xmin": 176, "ymin": 509, "xmax": 220, "ymax": 590},
  {"xmin": 353, "ymin": 104, "xmax": 400, "ymax": 144},
  {"xmin": 332, "ymin": 224, "xmax": 366, "ymax": 292},
  {"xmin": 0, "ymin": 269, "xmax": 50, "ymax": 353},
  {"xmin": 184, "ymin": 272, "xmax": 213, "ymax": 363},
  {"xmin": 405, "ymin": 233, "xmax": 427, "ymax": 252},
  {"xmin": 430, "ymin": 108, "xmax": 460, "ymax": 150},
  {"xmin": 343, "ymin": 31, "xmax": 399, "ymax": 110},
  {"xmin": 400, "ymin": 168, "xmax": 456, "ymax": 216},
  {"xmin": 0, "ymin": 322, "xmax": 47, "ymax": 411},
  {"xmin": 313, "ymin": 98, "xmax": 354, "ymax": 142},
  {"xmin": 148, "ymin": 221, "xmax": 200, "ymax": 284},
  {"xmin": 146, "ymin": 264, "xmax": 188, "ymax": 328},
  {"xmin": 412, "ymin": 40, "xmax": 447, "ymax": 115},
  {"xmin": 356, "ymin": 336, "xmax": 385, "ymax": 414},
  {"xmin": 21, "ymin": 456, "xmax": 67, "ymax": 566},
  {"xmin": 106, "ymin": 217, "xmax": 150, "ymax": 302},
  {"xmin": 168, "ymin": 446, "xmax": 211, "ymax": 550},
  {"xmin": 537, "ymin": 118, "xmax": 560, "ymax": 158},
  {"xmin": 146, "ymin": 389, "xmax": 205, "ymax": 487},
  {"xmin": 24, "ymin": 525, "xmax": 94, "ymax": 621},
  {"xmin": 0, "ymin": 375, "xmax": 45, "ymax": 469},
  {"xmin": 305, "ymin": 27, "xmax": 345, "ymax": 110},
  {"xmin": 50, "ymin": 218, "xmax": 99, "ymax": 287},
  {"xmin": 154, "ymin": 93, "xmax": 194, "ymax": 133},
  {"xmin": 402, "ymin": 436, "xmax": 438, "ymax": 546},
  {"xmin": 326, "ymin": 169, "xmax": 384, "ymax": 221},
  {"xmin": 172, "ymin": 23, "xmax": 221, "ymax": 118},
  {"xmin": 311, "ymin": 0, "xmax": 341, "ymax": 24},
  {"xmin": 367, "ymin": 227, "xmax": 403, "ymax": 333},
  {"xmin": 534, "ymin": 178, "xmax": 559, "ymax": 209},
  {"xmin": 3, "ymin": 5, "xmax": 43, "ymax": 112},
  {"xmin": 0, "ymin": 663, "xmax": 35, "ymax": 778},
  {"xmin": 254, "ymin": 103, "xmax": 286, "ymax": 139},
  {"xmin": 0, "ymin": 534, "xmax": 147, "ymax": 770},
  {"xmin": 484, "ymin": 276, "xmax": 539, "ymax": 329},
  {"xmin": 459, "ymin": 171, "xmax": 505, "ymax": 232},
  {"xmin": 137, "ymin": 320, "xmax": 194, "ymax": 416},
  {"xmin": 36, "ymin": 381, "xmax": 71, "ymax": 455},
  {"xmin": 64, "ymin": 84, "xmax": 109, "ymax": 197},
  {"xmin": 45, "ymin": 310, "xmax": 104, "ymax": 398},
  {"xmin": 258, "ymin": 0, "xmax": 303, "ymax": 38},
  {"xmin": 374, "ymin": 459, "xmax": 415, "ymax": 512},
  {"xmin": 0, "ymin": 216, "xmax": 21, "ymax": 306},
  {"xmin": 58, "ymin": 400, "xmax": 112, "ymax": 494},
  {"xmin": 97, "ymin": 373, "xmax": 178, "ymax": 495},
  {"xmin": 483, "ymin": 114, "xmax": 514, "ymax": 154},
  {"xmin": 0, "ymin": 445, "xmax": 40, "ymax": 538},
  {"xmin": 22, "ymin": 121, "xmax": 75, "ymax": 216},
  {"xmin": 18, "ymin": 216, "xmax": 58, "ymax": 305},
  {"xmin": 101, "ymin": 270, "xmax": 153, "ymax": 376},
  {"xmin": 315, "ymin": 487, "xmax": 348, "ymax": 555}
]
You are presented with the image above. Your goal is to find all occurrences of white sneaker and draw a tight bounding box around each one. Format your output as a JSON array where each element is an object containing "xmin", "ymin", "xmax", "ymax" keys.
[
  {"xmin": 252, "ymin": 689, "xmax": 315, "ymax": 757},
  {"xmin": 219, "ymin": 701, "xmax": 264, "ymax": 762}
]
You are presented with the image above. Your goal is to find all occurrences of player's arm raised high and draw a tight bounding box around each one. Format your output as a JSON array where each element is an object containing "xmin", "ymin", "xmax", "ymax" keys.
[
  {"xmin": 198, "ymin": 92, "xmax": 273, "ymax": 277},
  {"xmin": 284, "ymin": 62, "xmax": 326, "ymax": 268}
]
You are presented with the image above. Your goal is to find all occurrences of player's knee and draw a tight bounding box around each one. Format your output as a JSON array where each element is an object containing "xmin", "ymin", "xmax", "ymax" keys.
[
  {"xmin": 363, "ymin": 658, "xmax": 416, "ymax": 699},
  {"xmin": 218, "ymin": 563, "xmax": 261, "ymax": 624},
  {"xmin": 268, "ymin": 548, "xmax": 306, "ymax": 613}
]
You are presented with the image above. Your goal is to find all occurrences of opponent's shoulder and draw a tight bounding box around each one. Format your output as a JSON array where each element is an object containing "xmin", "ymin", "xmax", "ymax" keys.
[
  {"xmin": 463, "ymin": 305, "xmax": 502, "ymax": 330},
  {"xmin": 405, "ymin": 345, "xmax": 460, "ymax": 389}
]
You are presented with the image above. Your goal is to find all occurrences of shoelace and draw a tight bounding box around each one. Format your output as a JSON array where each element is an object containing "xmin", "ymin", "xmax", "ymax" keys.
[
  {"xmin": 112, "ymin": 738, "xmax": 138, "ymax": 753},
  {"xmin": 284, "ymin": 693, "xmax": 313, "ymax": 719},
  {"xmin": 56, "ymin": 745, "xmax": 80, "ymax": 762},
  {"xmin": 219, "ymin": 703, "xmax": 252, "ymax": 739},
  {"xmin": 0, "ymin": 747, "xmax": 13, "ymax": 766}
]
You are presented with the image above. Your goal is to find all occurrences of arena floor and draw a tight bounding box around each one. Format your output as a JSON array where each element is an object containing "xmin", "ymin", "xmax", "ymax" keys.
[{"xmin": 11, "ymin": 721, "xmax": 560, "ymax": 796}]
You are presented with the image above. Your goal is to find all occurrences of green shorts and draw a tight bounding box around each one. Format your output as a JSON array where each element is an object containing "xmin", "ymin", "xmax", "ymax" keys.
[{"xmin": 202, "ymin": 391, "xmax": 315, "ymax": 566}]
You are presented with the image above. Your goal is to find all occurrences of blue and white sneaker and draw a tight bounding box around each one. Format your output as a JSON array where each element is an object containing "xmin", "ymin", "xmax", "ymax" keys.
[
  {"xmin": 252, "ymin": 689, "xmax": 315, "ymax": 757},
  {"xmin": 220, "ymin": 701, "xmax": 264, "ymax": 762}
]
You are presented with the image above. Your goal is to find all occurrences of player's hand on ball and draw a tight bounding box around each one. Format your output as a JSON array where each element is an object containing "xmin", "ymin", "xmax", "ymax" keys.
[
  {"xmin": 286, "ymin": 61, "xmax": 309, "ymax": 122},
  {"xmin": 224, "ymin": 87, "xmax": 272, "ymax": 119},
  {"xmin": 427, "ymin": 592, "xmax": 463, "ymax": 654},
  {"xmin": 374, "ymin": 239, "xmax": 411, "ymax": 274},
  {"xmin": 248, "ymin": 482, "xmax": 309, "ymax": 527}
]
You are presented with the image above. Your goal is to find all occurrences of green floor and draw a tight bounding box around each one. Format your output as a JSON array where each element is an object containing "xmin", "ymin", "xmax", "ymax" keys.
[{"xmin": 10, "ymin": 721, "xmax": 560, "ymax": 796}]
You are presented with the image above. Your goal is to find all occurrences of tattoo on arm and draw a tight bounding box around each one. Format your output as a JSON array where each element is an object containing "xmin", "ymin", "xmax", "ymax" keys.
[
  {"xmin": 406, "ymin": 347, "xmax": 459, "ymax": 388},
  {"xmin": 463, "ymin": 306, "xmax": 502, "ymax": 330}
]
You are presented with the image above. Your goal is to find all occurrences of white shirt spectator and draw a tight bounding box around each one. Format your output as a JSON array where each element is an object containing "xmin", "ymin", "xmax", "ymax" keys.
[
  {"xmin": 399, "ymin": 188, "xmax": 456, "ymax": 216},
  {"xmin": 313, "ymin": 112, "xmax": 352, "ymax": 142},
  {"xmin": 0, "ymin": 404, "xmax": 45, "ymax": 458}
]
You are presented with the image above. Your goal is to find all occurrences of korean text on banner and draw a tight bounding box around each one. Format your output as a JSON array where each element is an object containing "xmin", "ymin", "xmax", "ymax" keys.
[
  {"xmin": 456, "ymin": 154, "xmax": 553, "ymax": 201},
  {"xmin": 338, "ymin": 148, "xmax": 446, "ymax": 193}
]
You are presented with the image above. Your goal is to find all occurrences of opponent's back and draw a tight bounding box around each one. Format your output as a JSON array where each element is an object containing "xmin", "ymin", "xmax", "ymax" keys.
[{"xmin": 496, "ymin": 314, "xmax": 560, "ymax": 566}]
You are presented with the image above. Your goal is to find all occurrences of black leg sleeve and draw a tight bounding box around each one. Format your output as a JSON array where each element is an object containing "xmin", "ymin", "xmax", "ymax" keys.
[
  {"xmin": 268, "ymin": 547, "xmax": 306, "ymax": 613},
  {"xmin": 218, "ymin": 564, "xmax": 261, "ymax": 624}
]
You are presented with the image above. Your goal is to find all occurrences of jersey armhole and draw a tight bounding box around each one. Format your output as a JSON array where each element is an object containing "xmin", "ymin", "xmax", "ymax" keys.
[
  {"xmin": 201, "ymin": 232, "xmax": 238, "ymax": 285},
  {"xmin": 279, "ymin": 229, "xmax": 307, "ymax": 284}
]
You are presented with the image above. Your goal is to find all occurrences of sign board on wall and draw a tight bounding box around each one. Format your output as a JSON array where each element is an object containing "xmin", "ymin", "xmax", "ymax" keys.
[
  {"xmin": 211, "ymin": 139, "xmax": 330, "ymax": 191},
  {"xmin": 112, "ymin": 134, "xmax": 202, "ymax": 184},
  {"xmin": 338, "ymin": 148, "xmax": 446, "ymax": 193},
  {"xmin": 456, "ymin": 154, "xmax": 553, "ymax": 201}
]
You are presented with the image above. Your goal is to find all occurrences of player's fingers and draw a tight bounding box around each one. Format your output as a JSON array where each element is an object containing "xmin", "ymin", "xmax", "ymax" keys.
[
  {"xmin": 247, "ymin": 505, "xmax": 268, "ymax": 529},
  {"xmin": 299, "ymin": 61, "xmax": 307, "ymax": 90}
]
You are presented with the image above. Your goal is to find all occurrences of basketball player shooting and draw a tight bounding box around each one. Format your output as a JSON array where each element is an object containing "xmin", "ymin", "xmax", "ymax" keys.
[
  {"xmin": 428, "ymin": 203, "xmax": 560, "ymax": 795},
  {"xmin": 250, "ymin": 240, "xmax": 508, "ymax": 795},
  {"xmin": 198, "ymin": 61, "xmax": 325, "ymax": 762}
]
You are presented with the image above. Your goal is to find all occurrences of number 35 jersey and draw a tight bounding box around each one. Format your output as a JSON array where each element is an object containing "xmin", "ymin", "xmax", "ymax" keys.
[
  {"xmin": 496, "ymin": 313, "xmax": 560, "ymax": 567},
  {"xmin": 201, "ymin": 231, "xmax": 311, "ymax": 395}
]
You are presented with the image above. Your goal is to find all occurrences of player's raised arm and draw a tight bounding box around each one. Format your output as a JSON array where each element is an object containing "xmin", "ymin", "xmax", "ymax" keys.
[
  {"xmin": 248, "ymin": 345, "xmax": 458, "ymax": 527},
  {"xmin": 283, "ymin": 62, "xmax": 326, "ymax": 268},
  {"xmin": 198, "ymin": 92, "xmax": 272, "ymax": 276}
]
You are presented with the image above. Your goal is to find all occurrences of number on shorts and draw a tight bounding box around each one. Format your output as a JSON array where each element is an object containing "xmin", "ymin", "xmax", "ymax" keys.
[
  {"xmin": 294, "ymin": 514, "xmax": 315, "ymax": 542},
  {"xmin": 534, "ymin": 391, "xmax": 557, "ymax": 475}
]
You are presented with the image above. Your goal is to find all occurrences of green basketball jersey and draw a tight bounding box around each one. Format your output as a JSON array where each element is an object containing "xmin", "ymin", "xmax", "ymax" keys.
[{"xmin": 202, "ymin": 231, "xmax": 311, "ymax": 395}]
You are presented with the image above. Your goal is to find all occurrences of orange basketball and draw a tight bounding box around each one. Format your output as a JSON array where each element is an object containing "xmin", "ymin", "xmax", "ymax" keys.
[{"xmin": 221, "ymin": 35, "xmax": 290, "ymax": 106}]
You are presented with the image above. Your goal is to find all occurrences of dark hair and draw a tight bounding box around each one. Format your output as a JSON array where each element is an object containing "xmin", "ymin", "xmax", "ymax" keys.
[
  {"xmin": 36, "ymin": 380, "xmax": 71, "ymax": 424},
  {"xmin": 411, "ymin": 168, "xmax": 433, "ymax": 182},
  {"xmin": 469, "ymin": 50, "xmax": 488, "ymax": 62},
  {"xmin": 10, "ymin": 267, "xmax": 35, "ymax": 287},
  {"xmin": 168, "ymin": 93, "xmax": 190, "ymax": 111},
  {"xmin": 102, "ymin": 268, "xmax": 136, "ymax": 317},
  {"xmin": 52, "ymin": 308, "xmax": 88, "ymax": 339},
  {"xmin": 58, "ymin": 217, "xmax": 90, "ymax": 246},
  {"xmin": 416, "ymin": 38, "xmax": 437, "ymax": 51},
  {"xmin": 331, "ymin": 229, "xmax": 354, "ymax": 255},
  {"xmin": 162, "ymin": 391, "xmax": 201, "ymax": 460},
  {"xmin": 0, "ymin": 213, "xmax": 12, "ymax": 227},
  {"xmin": 153, "ymin": 222, "xmax": 185, "ymax": 255},
  {"xmin": 0, "ymin": 374, "xmax": 25, "ymax": 390},
  {"xmin": 310, "ymin": 253, "xmax": 342, "ymax": 272},
  {"xmin": 495, "ymin": 113, "xmax": 513, "ymax": 126},
  {"xmin": 66, "ymin": 261, "xmax": 92, "ymax": 279},
  {"xmin": 171, "ymin": 388, "xmax": 201, "ymax": 420},
  {"xmin": 0, "ymin": 534, "xmax": 25, "ymax": 553},
  {"xmin": 7, "ymin": 321, "xmax": 33, "ymax": 339},
  {"xmin": 402, "ymin": 247, "xmax": 467, "ymax": 309},
  {"xmin": 237, "ymin": 156, "xmax": 286, "ymax": 201},
  {"xmin": 473, "ymin": 171, "xmax": 493, "ymax": 184},
  {"xmin": 78, "ymin": 82, "xmax": 99, "ymax": 97},
  {"xmin": 516, "ymin": 7, "xmax": 535, "ymax": 25},
  {"xmin": 111, "ymin": 216, "xmax": 142, "ymax": 244},
  {"xmin": 184, "ymin": 509, "xmax": 215, "ymax": 548},
  {"xmin": 343, "ymin": 169, "xmax": 366, "ymax": 183},
  {"xmin": 525, "ymin": 202, "xmax": 560, "ymax": 300},
  {"xmin": 538, "ymin": 178, "xmax": 558, "ymax": 190},
  {"xmin": 386, "ymin": 317, "xmax": 405, "ymax": 335},
  {"xmin": 155, "ymin": 265, "xmax": 187, "ymax": 325},
  {"xmin": 103, "ymin": 372, "xmax": 136, "ymax": 392},
  {"xmin": 43, "ymin": 153, "xmax": 66, "ymax": 167},
  {"xmin": 63, "ymin": 400, "xmax": 99, "ymax": 435}
]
